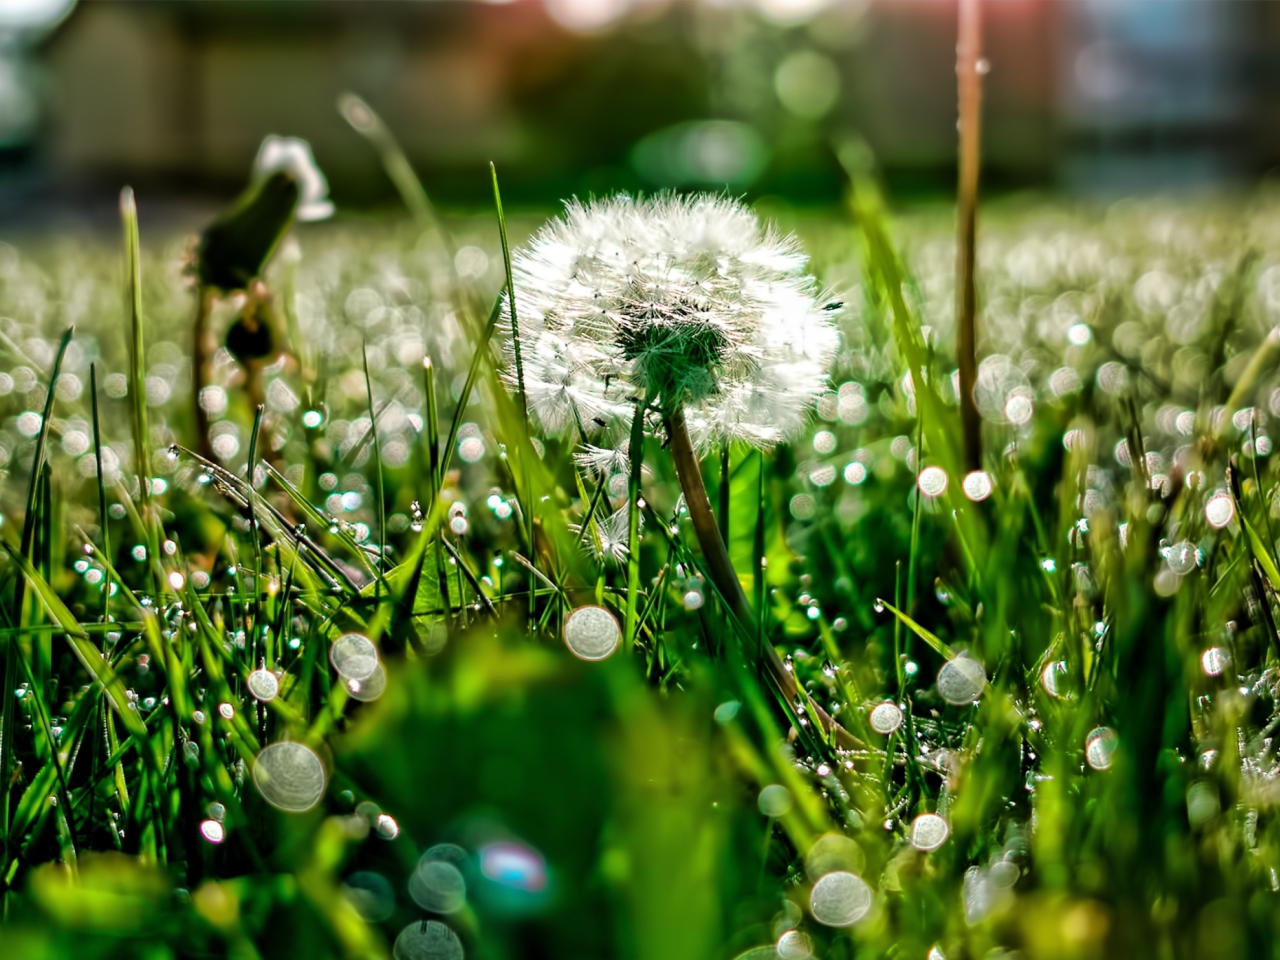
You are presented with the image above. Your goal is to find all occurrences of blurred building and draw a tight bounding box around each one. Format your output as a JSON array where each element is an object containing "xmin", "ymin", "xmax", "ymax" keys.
[{"xmin": 5, "ymin": 0, "xmax": 1280, "ymax": 216}]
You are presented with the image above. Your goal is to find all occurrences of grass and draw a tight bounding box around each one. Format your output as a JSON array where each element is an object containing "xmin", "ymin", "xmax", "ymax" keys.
[{"xmin": 2, "ymin": 179, "xmax": 1280, "ymax": 960}]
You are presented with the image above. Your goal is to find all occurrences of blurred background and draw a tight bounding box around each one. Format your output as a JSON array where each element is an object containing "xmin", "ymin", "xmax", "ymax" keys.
[{"xmin": 3, "ymin": 0, "xmax": 1280, "ymax": 223}]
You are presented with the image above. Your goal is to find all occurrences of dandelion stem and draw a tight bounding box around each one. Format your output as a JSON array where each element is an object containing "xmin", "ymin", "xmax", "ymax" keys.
[
  {"xmin": 666, "ymin": 407, "xmax": 859, "ymax": 748},
  {"xmin": 955, "ymin": 0, "xmax": 984, "ymax": 472}
]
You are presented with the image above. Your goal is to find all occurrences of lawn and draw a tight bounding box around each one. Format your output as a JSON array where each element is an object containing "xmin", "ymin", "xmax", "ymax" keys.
[{"xmin": 2, "ymin": 153, "xmax": 1280, "ymax": 960}]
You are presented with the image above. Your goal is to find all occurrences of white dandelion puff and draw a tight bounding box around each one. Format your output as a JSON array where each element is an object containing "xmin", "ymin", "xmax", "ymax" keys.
[
  {"xmin": 501, "ymin": 194, "xmax": 840, "ymax": 449},
  {"xmin": 574, "ymin": 440, "xmax": 637, "ymax": 479},
  {"xmin": 253, "ymin": 136, "xmax": 334, "ymax": 222},
  {"xmin": 570, "ymin": 501, "xmax": 638, "ymax": 566}
]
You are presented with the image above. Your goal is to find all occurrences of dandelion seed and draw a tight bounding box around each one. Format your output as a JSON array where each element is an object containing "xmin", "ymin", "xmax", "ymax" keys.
[{"xmin": 501, "ymin": 194, "xmax": 839, "ymax": 448}]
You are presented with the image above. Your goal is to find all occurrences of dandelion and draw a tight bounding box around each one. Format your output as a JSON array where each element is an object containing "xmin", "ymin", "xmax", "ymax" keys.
[
  {"xmin": 253, "ymin": 136, "xmax": 335, "ymax": 222},
  {"xmin": 501, "ymin": 194, "xmax": 839, "ymax": 448},
  {"xmin": 504, "ymin": 193, "xmax": 854, "ymax": 747}
]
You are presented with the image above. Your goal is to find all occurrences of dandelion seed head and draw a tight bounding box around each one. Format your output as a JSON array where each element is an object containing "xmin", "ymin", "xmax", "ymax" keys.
[{"xmin": 502, "ymin": 194, "xmax": 839, "ymax": 449}]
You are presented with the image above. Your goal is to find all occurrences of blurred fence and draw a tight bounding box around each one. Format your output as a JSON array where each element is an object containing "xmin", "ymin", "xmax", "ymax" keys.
[{"xmin": 5, "ymin": 0, "xmax": 1280, "ymax": 211}]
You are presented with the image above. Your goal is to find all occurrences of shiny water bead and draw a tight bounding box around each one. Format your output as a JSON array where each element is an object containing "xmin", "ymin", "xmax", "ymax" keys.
[
  {"xmin": 347, "ymin": 664, "xmax": 387, "ymax": 702},
  {"xmin": 408, "ymin": 858, "xmax": 467, "ymax": 914},
  {"xmin": 775, "ymin": 929, "xmax": 812, "ymax": 960},
  {"xmin": 330, "ymin": 633, "xmax": 379, "ymax": 681},
  {"xmin": 252, "ymin": 741, "xmax": 327, "ymax": 812},
  {"xmin": 910, "ymin": 813, "xmax": 950, "ymax": 851},
  {"xmin": 1201, "ymin": 646, "xmax": 1229, "ymax": 677},
  {"xmin": 563, "ymin": 605, "xmax": 621, "ymax": 661},
  {"xmin": 1085, "ymin": 727, "xmax": 1118, "ymax": 771},
  {"xmin": 758, "ymin": 784, "xmax": 792, "ymax": 818},
  {"xmin": 962, "ymin": 470, "xmax": 993, "ymax": 501},
  {"xmin": 247, "ymin": 669, "xmax": 280, "ymax": 702},
  {"xmin": 1041, "ymin": 660, "xmax": 1068, "ymax": 698},
  {"xmin": 199, "ymin": 819, "xmax": 225, "ymax": 844},
  {"xmin": 937, "ymin": 656, "xmax": 986, "ymax": 705},
  {"xmin": 917, "ymin": 466, "xmax": 948, "ymax": 497},
  {"xmin": 809, "ymin": 871, "xmax": 872, "ymax": 927},
  {"xmin": 869, "ymin": 701, "xmax": 904, "ymax": 734},
  {"xmin": 393, "ymin": 920, "xmax": 464, "ymax": 960},
  {"xmin": 1205, "ymin": 493, "xmax": 1235, "ymax": 528}
]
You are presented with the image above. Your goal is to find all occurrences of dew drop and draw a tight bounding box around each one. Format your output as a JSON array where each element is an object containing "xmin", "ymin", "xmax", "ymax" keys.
[
  {"xmin": 347, "ymin": 664, "xmax": 387, "ymax": 702},
  {"xmin": 910, "ymin": 813, "xmax": 950, "ymax": 851},
  {"xmin": 937, "ymin": 656, "xmax": 986, "ymax": 705},
  {"xmin": 869, "ymin": 701, "xmax": 903, "ymax": 735},
  {"xmin": 252, "ymin": 741, "xmax": 327, "ymax": 812},
  {"xmin": 563, "ymin": 605, "xmax": 621, "ymax": 661},
  {"xmin": 809, "ymin": 871, "xmax": 872, "ymax": 927},
  {"xmin": 1085, "ymin": 726, "xmax": 1118, "ymax": 771},
  {"xmin": 758, "ymin": 784, "xmax": 792, "ymax": 818},
  {"xmin": 393, "ymin": 920, "xmax": 464, "ymax": 960},
  {"xmin": 330, "ymin": 633, "xmax": 379, "ymax": 681},
  {"xmin": 247, "ymin": 669, "xmax": 280, "ymax": 702}
]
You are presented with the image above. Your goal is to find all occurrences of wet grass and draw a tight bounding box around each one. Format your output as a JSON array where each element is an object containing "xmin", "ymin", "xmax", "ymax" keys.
[{"xmin": 3, "ymin": 181, "xmax": 1280, "ymax": 960}]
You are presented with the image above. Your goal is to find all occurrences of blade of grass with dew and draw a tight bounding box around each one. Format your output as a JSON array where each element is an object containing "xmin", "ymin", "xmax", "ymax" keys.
[
  {"xmin": 362, "ymin": 345, "xmax": 387, "ymax": 598},
  {"xmin": 1, "ymin": 324, "xmax": 73, "ymax": 864},
  {"xmin": 877, "ymin": 597, "xmax": 957, "ymax": 661},
  {"xmin": 491, "ymin": 163, "xmax": 535, "ymax": 617},
  {"xmin": 120, "ymin": 189, "xmax": 157, "ymax": 598}
]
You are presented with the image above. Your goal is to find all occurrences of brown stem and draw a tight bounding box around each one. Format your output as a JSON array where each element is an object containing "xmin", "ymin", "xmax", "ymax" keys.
[
  {"xmin": 192, "ymin": 286, "xmax": 216, "ymax": 464},
  {"xmin": 667, "ymin": 407, "xmax": 860, "ymax": 749},
  {"xmin": 956, "ymin": 0, "xmax": 984, "ymax": 472}
]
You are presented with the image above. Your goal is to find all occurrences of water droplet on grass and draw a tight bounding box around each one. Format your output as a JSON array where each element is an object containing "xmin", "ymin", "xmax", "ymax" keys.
[
  {"xmin": 347, "ymin": 664, "xmax": 387, "ymax": 702},
  {"xmin": 809, "ymin": 870, "xmax": 872, "ymax": 926},
  {"xmin": 253, "ymin": 741, "xmax": 326, "ymax": 812},
  {"xmin": 917, "ymin": 466, "xmax": 948, "ymax": 497},
  {"xmin": 563, "ymin": 605, "xmax": 621, "ymax": 661},
  {"xmin": 910, "ymin": 813, "xmax": 950, "ymax": 851},
  {"xmin": 869, "ymin": 701, "xmax": 903, "ymax": 734},
  {"xmin": 1206, "ymin": 494, "xmax": 1234, "ymax": 528},
  {"xmin": 758, "ymin": 784, "xmax": 792, "ymax": 818},
  {"xmin": 937, "ymin": 657, "xmax": 986, "ymax": 705},
  {"xmin": 962, "ymin": 470, "xmax": 993, "ymax": 501},
  {"xmin": 1085, "ymin": 726, "xmax": 1118, "ymax": 771},
  {"xmin": 1201, "ymin": 646, "xmax": 1229, "ymax": 677},
  {"xmin": 776, "ymin": 929, "xmax": 812, "ymax": 959},
  {"xmin": 330, "ymin": 633, "xmax": 379, "ymax": 681},
  {"xmin": 247, "ymin": 669, "xmax": 279, "ymax": 702},
  {"xmin": 200, "ymin": 819, "xmax": 225, "ymax": 843},
  {"xmin": 393, "ymin": 920, "xmax": 464, "ymax": 960},
  {"xmin": 409, "ymin": 858, "xmax": 467, "ymax": 914}
]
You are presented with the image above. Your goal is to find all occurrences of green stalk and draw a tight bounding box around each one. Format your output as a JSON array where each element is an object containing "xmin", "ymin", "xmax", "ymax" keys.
[
  {"xmin": 491, "ymin": 164, "xmax": 536, "ymax": 622},
  {"xmin": 362, "ymin": 346, "xmax": 387, "ymax": 597},
  {"xmin": 665, "ymin": 407, "xmax": 859, "ymax": 749},
  {"xmin": 120, "ymin": 188, "xmax": 158, "ymax": 596}
]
